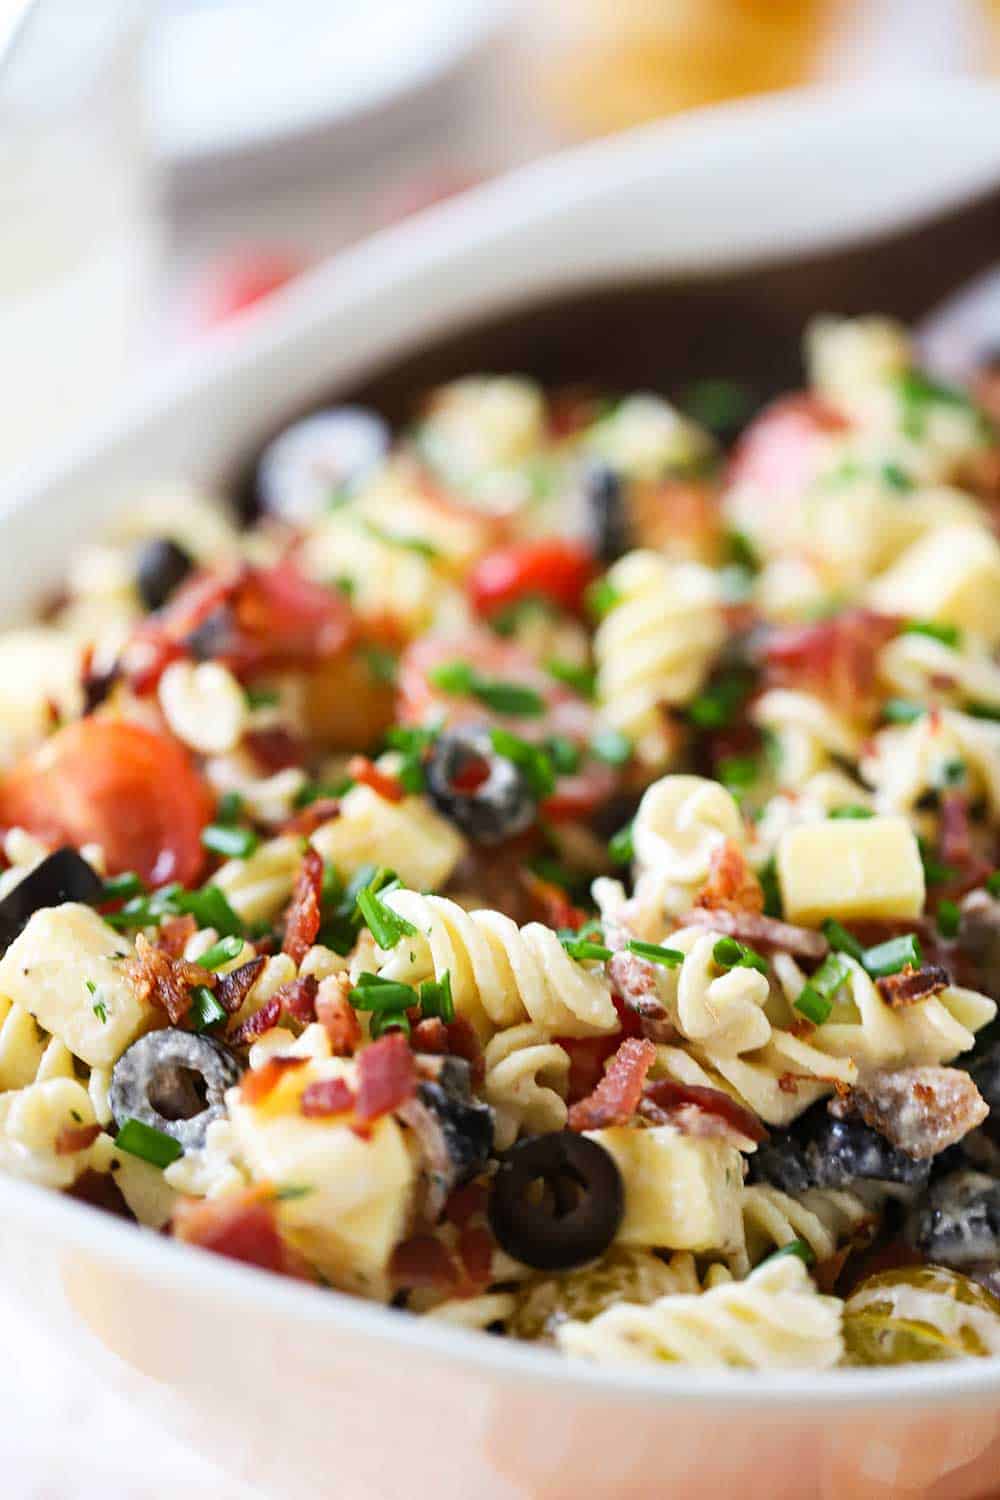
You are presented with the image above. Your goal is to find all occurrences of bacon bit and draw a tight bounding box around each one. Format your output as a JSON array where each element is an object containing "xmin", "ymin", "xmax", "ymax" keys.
[
  {"xmin": 346, "ymin": 755, "xmax": 405, "ymax": 803},
  {"xmin": 173, "ymin": 1186, "xmax": 310, "ymax": 1278},
  {"xmin": 215, "ymin": 956, "xmax": 267, "ymax": 1016},
  {"xmin": 355, "ymin": 1033, "xmax": 416, "ymax": 1124},
  {"xmin": 79, "ymin": 642, "xmax": 119, "ymax": 715},
  {"xmin": 559, "ymin": 1033, "xmax": 624, "ymax": 1105},
  {"xmin": 124, "ymin": 932, "xmax": 215, "ymax": 1026},
  {"xmin": 521, "ymin": 870, "xmax": 587, "ymax": 932},
  {"xmin": 444, "ymin": 1181, "xmax": 488, "ymax": 1227},
  {"xmin": 567, "ymin": 1037, "xmax": 656, "ymax": 1132},
  {"xmin": 875, "ymin": 964, "xmax": 950, "ymax": 1008},
  {"xmin": 67, "ymin": 1168, "xmax": 133, "ymax": 1220},
  {"xmin": 411, "ymin": 1016, "xmax": 449, "ymax": 1054},
  {"xmin": 937, "ymin": 791, "xmax": 992, "ymax": 898},
  {"xmin": 641, "ymin": 1077, "xmax": 768, "ymax": 1143},
  {"xmin": 759, "ymin": 609, "xmax": 900, "ymax": 719},
  {"xmin": 778, "ymin": 1073, "xmax": 800, "ymax": 1095},
  {"xmin": 156, "ymin": 912, "xmax": 198, "ymax": 959},
  {"xmin": 695, "ymin": 838, "xmax": 764, "ymax": 915},
  {"xmin": 316, "ymin": 977, "xmax": 362, "ymax": 1055},
  {"xmin": 54, "ymin": 1121, "xmax": 102, "ymax": 1156},
  {"xmin": 244, "ymin": 726, "xmax": 306, "ymax": 774},
  {"xmin": 833, "ymin": 1065, "xmax": 987, "ymax": 1159},
  {"xmin": 281, "ymin": 798, "xmax": 341, "ymax": 837},
  {"xmin": 681, "ymin": 905, "xmax": 828, "ymax": 960},
  {"xmin": 228, "ymin": 995, "xmax": 282, "ymax": 1047},
  {"xmin": 458, "ymin": 1225, "xmax": 494, "ymax": 1287},
  {"xmin": 607, "ymin": 949, "xmax": 672, "ymax": 1024},
  {"xmin": 300, "ymin": 1076, "xmax": 356, "ymax": 1118},
  {"xmin": 443, "ymin": 1016, "xmax": 485, "ymax": 1087},
  {"xmin": 272, "ymin": 974, "xmax": 318, "ymax": 1025},
  {"xmin": 240, "ymin": 1054, "xmax": 307, "ymax": 1106},
  {"xmin": 390, "ymin": 1234, "xmax": 458, "ymax": 1291},
  {"xmin": 282, "ymin": 846, "xmax": 324, "ymax": 965}
]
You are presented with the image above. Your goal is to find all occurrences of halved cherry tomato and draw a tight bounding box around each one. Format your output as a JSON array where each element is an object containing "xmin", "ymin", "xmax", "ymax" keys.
[
  {"xmin": 0, "ymin": 719, "xmax": 213, "ymax": 886},
  {"xmin": 468, "ymin": 541, "xmax": 596, "ymax": 619},
  {"xmin": 727, "ymin": 393, "xmax": 848, "ymax": 496}
]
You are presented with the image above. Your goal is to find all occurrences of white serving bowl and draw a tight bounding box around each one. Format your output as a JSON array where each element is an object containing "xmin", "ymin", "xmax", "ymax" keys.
[{"xmin": 6, "ymin": 82, "xmax": 1000, "ymax": 1500}]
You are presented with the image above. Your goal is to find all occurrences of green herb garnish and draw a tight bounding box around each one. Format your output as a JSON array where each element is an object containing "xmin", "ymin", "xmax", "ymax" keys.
[
  {"xmin": 489, "ymin": 728, "xmax": 556, "ymax": 799},
  {"xmin": 190, "ymin": 985, "xmax": 227, "ymax": 1032},
  {"xmin": 115, "ymin": 1118, "xmax": 183, "ymax": 1169},
  {"xmin": 429, "ymin": 661, "xmax": 544, "ymax": 718},
  {"xmin": 201, "ymin": 824, "xmax": 259, "ymax": 859},
  {"xmin": 546, "ymin": 659, "xmax": 596, "ymax": 698},
  {"xmin": 626, "ymin": 939, "xmax": 684, "ymax": 968},
  {"xmin": 862, "ymin": 933, "xmax": 923, "ymax": 977},
  {"xmin": 821, "ymin": 919, "xmax": 865, "ymax": 963},
  {"xmin": 589, "ymin": 728, "xmax": 632, "ymax": 766},
  {"xmin": 608, "ymin": 821, "xmax": 634, "ymax": 865},
  {"xmin": 712, "ymin": 937, "xmax": 768, "ymax": 974},
  {"xmin": 195, "ymin": 934, "xmax": 245, "ymax": 971},
  {"xmin": 903, "ymin": 620, "xmax": 961, "ymax": 648}
]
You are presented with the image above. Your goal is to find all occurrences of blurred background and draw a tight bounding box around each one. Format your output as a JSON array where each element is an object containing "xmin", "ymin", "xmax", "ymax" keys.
[{"xmin": 2, "ymin": 0, "xmax": 1000, "ymax": 488}]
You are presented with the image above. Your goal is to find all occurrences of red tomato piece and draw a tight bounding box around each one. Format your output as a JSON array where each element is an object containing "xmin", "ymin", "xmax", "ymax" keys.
[
  {"xmin": 468, "ymin": 541, "xmax": 596, "ymax": 619},
  {"xmin": 0, "ymin": 719, "xmax": 213, "ymax": 887},
  {"xmin": 727, "ymin": 393, "xmax": 848, "ymax": 496}
]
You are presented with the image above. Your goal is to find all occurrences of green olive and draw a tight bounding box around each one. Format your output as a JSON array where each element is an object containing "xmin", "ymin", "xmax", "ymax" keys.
[
  {"xmin": 510, "ymin": 1248, "xmax": 691, "ymax": 1341},
  {"xmin": 844, "ymin": 1265, "xmax": 1000, "ymax": 1366}
]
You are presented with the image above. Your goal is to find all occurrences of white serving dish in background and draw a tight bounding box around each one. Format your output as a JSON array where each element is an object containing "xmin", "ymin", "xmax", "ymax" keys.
[{"xmin": 5, "ymin": 82, "xmax": 1000, "ymax": 1500}]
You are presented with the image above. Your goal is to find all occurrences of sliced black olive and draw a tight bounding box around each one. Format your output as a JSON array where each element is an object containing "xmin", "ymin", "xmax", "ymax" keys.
[
  {"xmin": 109, "ymin": 1029, "xmax": 242, "ymax": 1151},
  {"xmin": 135, "ymin": 538, "xmax": 195, "ymax": 612},
  {"xmin": 418, "ymin": 1070, "xmax": 493, "ymax": 1186},
  {"xmin": 488, "ymin": 1132, "xmax": 624, "ymax": 1271},
  {"xmin": 425, "ymin": 728, "xmax": 536, "ymax": 844},
  {"xmin": 256, "ymin": 407, "xmax": 389, "ymax": 524},
  {"xmin": 906, "ymin": 1169, "xmax": 1000, "ymax": 1268},
  {"xmin": 750, "ymin": 1104, "xmax": 931, "ymax": 1195},
  {"xmin": 956, "ymin": 890, "xmax": 1000, "ymax": 1003},
  {"xmin": 581, "ymin": 461, "xmax": 629, "ymax": 564},
  {"xmin": 0, "ymin": 848, "xmax": 104, "ymax": 956}
]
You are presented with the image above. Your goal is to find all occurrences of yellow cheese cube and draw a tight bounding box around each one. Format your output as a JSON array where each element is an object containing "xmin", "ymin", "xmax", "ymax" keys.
[
  {"xmin": 0, "ymin": 903, "xmax": 155, "ymax": 1068},
  {"xmin": 868, "ymin": 525, "xmax": 1000, "ymax": 647},
  {"xmin": 776, "ymin": 815, "xmax": 925, "ymax": 927},
  {"xmin": 587, "ymin": 1126, "xmax": 743, "ymax": 1254},
  {"xmin": 227, "ymin": 1058, "xmax": 414, "ymax": 1293}
]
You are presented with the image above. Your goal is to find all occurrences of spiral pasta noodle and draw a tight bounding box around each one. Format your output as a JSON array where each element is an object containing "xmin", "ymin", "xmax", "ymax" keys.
[
  {"xmin": 878, "ymin": 631, "xmax": 1000, "ymax": 714},
  {"xmin": 631, "ymin": 774, "xmax": 745, "ymax": 925},
  {"xmin": 861, "ymin": 709, "xmax": 1000, "ymax": 818},
  {"xmin": 653, "ymin": 926, "xmax": 771, "ymax": 1056},
  {"xmin": 734, "ymin": 1184, "xmax": 882, "ymax": 1277},
  {"xmin": 482, "ymin": 1024, "xmax": 571, "ymax": 1150},
  {"xmin": 751, "ymin": 689, "xmax": 861, "ymax": 792}
]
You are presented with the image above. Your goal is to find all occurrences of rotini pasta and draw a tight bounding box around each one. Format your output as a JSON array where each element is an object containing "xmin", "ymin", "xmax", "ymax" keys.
[
  {"xmin": 482, "ymin": 1024, "xmax": 571, "ymax": 1150},
  {"xmin": 631, "ymin": 774, "xmax": 745, "ymax": 925}
]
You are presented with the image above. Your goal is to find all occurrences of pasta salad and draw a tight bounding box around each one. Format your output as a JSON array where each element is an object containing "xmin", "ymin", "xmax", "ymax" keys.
[{"xmin": 4, "ymin": 316, "xmax": 1000, "ymax": 1371}]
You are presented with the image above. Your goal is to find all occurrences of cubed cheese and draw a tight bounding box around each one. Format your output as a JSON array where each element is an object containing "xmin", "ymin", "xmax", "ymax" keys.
[
  {"xmin": 227, "ymin": 1058, "xmax": 414, "ymax": 1293},
  {"xmin": 0, "ymin": 903, "xmax": 155, "ymax": 1068},
  {"xmin": 777, "ymin": 815, "xmax": 925, "ymax": 926},
  {"xmin": 868, "ymin": 525, "xmax": 1000, "ymax": 647},
  {"xmin": 311, "ymin": 785, "xmax": 466, "ymax": 894},
  {"xmin": 587, "ymin": 1126, "xmax": 744, "ymax": 1254}
]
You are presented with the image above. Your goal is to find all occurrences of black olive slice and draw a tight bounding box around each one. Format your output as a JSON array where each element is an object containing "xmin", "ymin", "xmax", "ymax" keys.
[
  {"xmin": 136, "ymin": 537, "xmax": 195, "ymax": 612},
  {"xmin": 749, "ymin": 1103, "xmax": 930, "ymax": 1195},
  {"xmin": 581, "ymin": 461, "xmax": 629, "ymax": 564},
  {"xmin": 425, "ymin": 728, "xmax": 536, "ymax": 845},
  {"xmin": 0, "ymin": 847, "xmax": 104, "ymax": 956},
  {"xmin": 109, "ymin": 1029, "xmax": 243, "ymax": 1151},
  {"xmin": 488, "ymin": 1132, "xmax": 624, "ymax": 1271}
]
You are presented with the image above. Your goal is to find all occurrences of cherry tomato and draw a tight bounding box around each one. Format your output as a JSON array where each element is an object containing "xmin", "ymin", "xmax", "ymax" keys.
[
  {"xmin": 0, "ymin": 719, "xmax": 213, "ymax": 887},
  {"xmin": 468, "ymin": 541, "xmax": 596, "ymax": 619},
  {"xmin": 197, "ymin": 251, "xmax": 304, "ymax": 329},
  {"xmin": 727, "ymin": 393, "xmax": 848, "ymax": 496}
]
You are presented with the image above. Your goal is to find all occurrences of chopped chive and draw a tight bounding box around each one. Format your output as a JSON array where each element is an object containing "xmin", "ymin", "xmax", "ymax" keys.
[
  {"xmin": 608, "ymin": 821, "xmax": 634, "ymax": 865},
  {"xmin": 245, "ymin": 686, "xmax": 280, "ymax": 710},
  {"xmin": 712, "ymin": 937, "xmax": 768, "ymax": 974},
  {"xmin": 349, "ymin": 973, "xmax": 420, "ymax": 1012},
  {"xmin": 396, "ymin": 757, "xmax": 425, "ymax": 795},
  {"xmin": 988, "ymin": 871, "xmax": 1000, "ymax": 897},
  {"xmin": 937, "ymin": 899, "xmax": 961, "ymax": 939},
  {"xmin": 793, "ymin": 983, "xmax": 832, "ymax": 1026},
  {"xmin": 882, "ymin": 699, "xmax": 925, "ymax": 725},
  {"xmin": 881, "ymin": 461, "xmax": 914, "ymax": 492},
  {"xmin": 718, "ymin": 755, "xmax": 759, "ymax": 793},
  {"xmin": 681, "ymin": 380, "xmax": 757, "ymax": 441},
  {"xmin": 115, "ymin": 1118, "xmax": 183, "ymax": 1169},
  {"xmin": 332, "ymin": 575, "xmax": 356, "ymax": 598},
  {"xmin": 195, "ymin": 934, "xmax": 245, "ymax": 971},
  {"xmin": 862, "ymin": 933, "xmax": 922, "ymax": 977},
  {"xmin": 687, "ymin": 670, "xmax": 754, "ymax": 731},
  {"xmin": 489, "ymin": 727, "xmax": 556, "ymax": 799},
  {"xmin": 759, "ymin": 856, "xmax": 783, "ymax": 919},
  {"xmin": 545, "ymin": 736, "xmax": 581, "ymax": 776},
  {"xmin": 560, "ymin": 935, "xmax": 613, "ymax": 962},
  {"xmin": 626, "ymin": 939, "xmax": 684, "ymax": 968},
  {"xmin": 419, "ymin": 969, "xmax": 455, "ymax": 1023},
  {"xmin": 272, "ymin": 1183, "xmax": 315, "ymax": 1201},
  {"xmin": 177, "ymin": 884, "xmax": 244, "ymax": 938},
  {"xmin": 903, "ymin": 620, "xmax": 961, "ymax": 648},
  {"xmin": 363, "ymin": 520, "xmax": 440, "ymax": 559},
  {"xmin": 829, "ymin": 804, "xmax": 874, "ymax": 821},
  {"xmin": 429, "ymin": 661, "xmax": 544, "ymax": 718},
  {"xmin": 764, "ymin": 1238, "xmax": 816, "ymax": 1267},
  {"xmin": 357, "ymin": 884, "xmax": 416, "ymax": 951},
  {"xmin": 546, "ymin": 659, "xmax": 596, "ymax": 698},
  {"xmin": 966, "ymin": 701, "xmax": 1000, "ymax": 722},
  {"xmin": 190, "ymin": 985, "xmax": 227, "ymax": 1032},
  {"xmin": 294, "ymin": 777, "xmax": 355, "ymax": 808},
  {"xmin": 201, "ymin": 824, "xmax": 259, "ymax": 859},
  {"xmin": 364, "ymin": 645, "xmax": 398, "ymax": 685},
  {"xmin": 101, "ymin": 871, "xmax": 144, "ymax": 902},
  {"xmin": 589, "ymin": 728, "xmax": 632, "ymax": 767},
  {"xmin": 821, "ymin": 918, "xmax": 865, "ymax": 963},
  {"xmin": 585, "ymin": 577, "xmax": 622, "ymax": 619},
  {"xmin": 215, "ymin": 791, "xmax": 245, "ymax": 826},
  {"xmin": 369, "ymin": 1009, "xmax": 412, "ymax": 1040},
  {"xmin": 935, "ymin": 757, "xmax": 966, "ymax": 789}
]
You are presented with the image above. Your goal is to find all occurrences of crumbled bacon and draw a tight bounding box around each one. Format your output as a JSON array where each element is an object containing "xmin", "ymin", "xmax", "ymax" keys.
[
  {"xmin": 410, "ymin": 1015, "xmax": 485, "ymax": 1086},
  {"xmin": 875, "ymin": 964, "xmax": 950, "ymax": 1008},
  {"xmin": 124, "ymin": 931, "xmax": 215, "ymax": 1026},
  {"xmin": 458, "ymin": 1225, "xmax": 494, "ymax": 1286},
  {"xmin": 937, "ymin": 791, "xmax": 992, "ymax": 898},
  {"xmin": 559, "ymin": 1033, "xmax": 626, "ymax": 1105},
  {"xmin": 272, "ymin": 974, "xmax": 318, "ymax": 1025},
  {"xmin": 390, "ymin": 1233, "xmax": 458, "ymax": 1290},
  {"xmin": 173, "ymin": 1186, "xmax": 309, "ymax": 1278},
  {"xmin": 607, "ymin": 949, "xmax": 673, "ymax": 1023},
  {"xmin": 215, "ymin": 956, "xmax": 267, "ymax": 1016},
  {"xmin": 54, "ymin": 1121, "xmax": 102, "ymax": 1156},
  {"xmin": 227, "ymin": 994, "xmax": 282, "ymax": 1047},
  {"xmin": 300, "ymin": 1076, "xmax": 356, "ymax": 1118},
  {"xmin": 355, "ymin": 1033, "xmax": 416, "ymax": 1124},
  {"xmin": 316, "ymin": 977, "xmax": 362, "ymax": 1055},
  {"xmin": 694, "ymin": 838, "xmax": 764, "ymax": 915},
  {"xmin": 282, "ymin": 846, "xmax": 324, "ymax": 965},
  {"xmin": 244, "ymin": 726, "xmax": 306, "ymax": 774},
  {"xmin": 239, "ymin": 1054, "xmax": 307, "ymax": 1106},
  {"xmin": 521, "ymin": 870, "xmax": 587, "ymax": 932},
  {"xmin": 680, "ymin": 905, "xmax": 828, "ymax": 960},
  {"xmin": 444, "ymin": 1181, "xmax": 488, "ymax": 1227},
  {"xmin": 641, "ymin": 1077, "xmax": 768, "ymax": 1144},
  {"xmin": 567, "ymin": 1037, "xmax": 656, "ymax": 1132},
  {"xmin": 156, "ymin": 912, "xmax": 198, "ymax": 959},
  {"xmin": 347, "ymin": 755, "xmax": 405, "ymax": 803},
  {"xmin": 832, "ymin": 1066, "xmax": 988, "ymax": 1159},
  {"xmin": 67, "ymin": 1168, "xmax": 133, "ymax": 1220},
  {"xmin": 758, "ymin": 609, "xmax": 900, "ymax": 719},
  {"xmin": 281, "ymin": 798, "xmax": 342, "ymax": 837}
]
